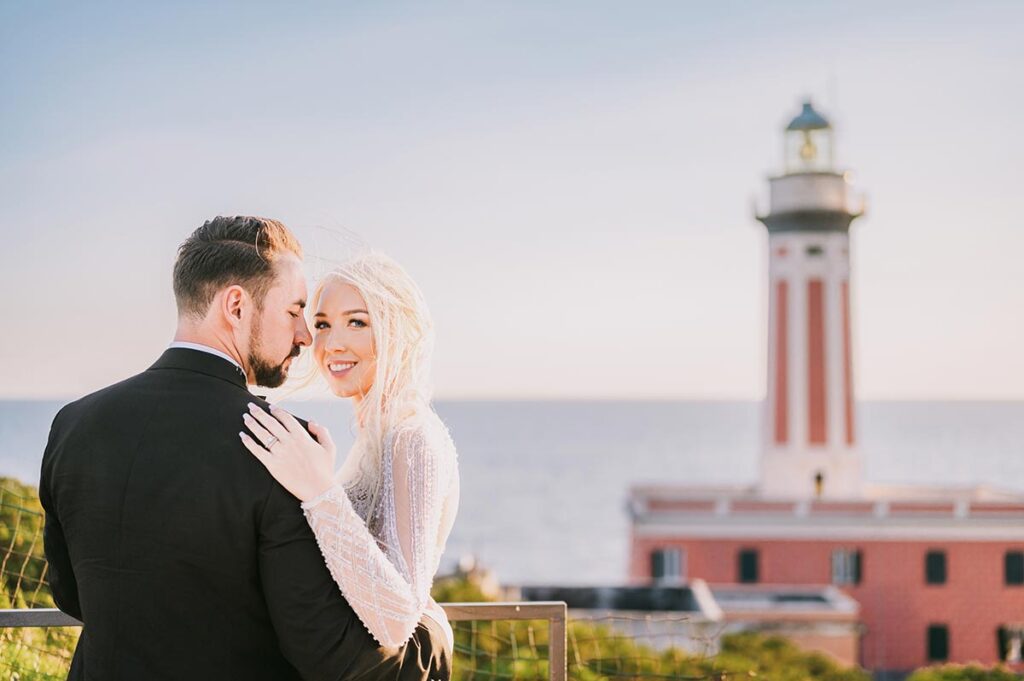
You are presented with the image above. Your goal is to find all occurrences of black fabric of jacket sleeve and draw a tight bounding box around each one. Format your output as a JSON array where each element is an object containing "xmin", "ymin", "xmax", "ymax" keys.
[
  {"xmin": 39, "ymin": 408, "xmax": 82, "ymax": 621},
  {"xmin": 257, "ymin": 469, "xmax": 380, "ymax": 680}
]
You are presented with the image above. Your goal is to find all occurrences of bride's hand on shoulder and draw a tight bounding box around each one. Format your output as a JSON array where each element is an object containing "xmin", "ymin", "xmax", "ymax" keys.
[{"xmin": 239, "ymin": 403, "xmax": 337, "ymax": 502}]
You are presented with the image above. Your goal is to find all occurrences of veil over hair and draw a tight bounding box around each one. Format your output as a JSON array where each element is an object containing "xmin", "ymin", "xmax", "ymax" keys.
[{"xmin": 310, "ymin": 250, "xmax": 438, "ymax": 520}]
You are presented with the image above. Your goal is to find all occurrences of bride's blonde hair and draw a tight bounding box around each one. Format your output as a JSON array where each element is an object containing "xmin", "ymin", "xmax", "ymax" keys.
[{"xmin": 311, "ymin": 252, "xmax": 437, "ymax": 516}]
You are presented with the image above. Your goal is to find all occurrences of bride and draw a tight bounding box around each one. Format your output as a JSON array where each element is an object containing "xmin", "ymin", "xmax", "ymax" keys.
[{"xmin": 239, "ymin": 252, "xmax": 460, "ymax": 668}]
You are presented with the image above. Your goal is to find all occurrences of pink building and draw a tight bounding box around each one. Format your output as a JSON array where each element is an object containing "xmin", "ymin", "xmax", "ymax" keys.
[{"xmin": 628, "ymin": 102, "xmax": 1024, "ymax": 676}]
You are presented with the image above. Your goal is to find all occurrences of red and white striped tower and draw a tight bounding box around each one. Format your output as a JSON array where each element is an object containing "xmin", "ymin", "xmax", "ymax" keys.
[{"xmin": 757, "ymin": 101, "xmax": 865, "ymax": 499}]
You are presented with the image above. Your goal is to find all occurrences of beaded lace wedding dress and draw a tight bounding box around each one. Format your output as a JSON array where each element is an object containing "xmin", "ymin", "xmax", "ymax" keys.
[{"xmin": 300, "ymin": 414, "xmax": 460, "ymax": 650}]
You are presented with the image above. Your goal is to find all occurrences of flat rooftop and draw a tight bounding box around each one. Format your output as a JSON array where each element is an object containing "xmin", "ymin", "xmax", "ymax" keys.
[
  {"xmin": 514, "ymin": 582, "xmax": 859, "ymax": 622},
  {"xmin": 629, "ymin": 484, "xmax": 1024, "ymax": 540}
]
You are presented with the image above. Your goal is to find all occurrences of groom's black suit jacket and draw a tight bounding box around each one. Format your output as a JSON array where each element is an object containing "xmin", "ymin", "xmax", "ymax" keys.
[{"xmin": 40, "ymin": 348, "xmax": 380, "ymax": 680}]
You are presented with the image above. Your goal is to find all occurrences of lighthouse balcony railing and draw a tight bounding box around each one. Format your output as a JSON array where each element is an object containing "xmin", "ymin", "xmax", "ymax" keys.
[{"xmin": 753, "ymin": 175, "xmax": 866, "ymax": 218}]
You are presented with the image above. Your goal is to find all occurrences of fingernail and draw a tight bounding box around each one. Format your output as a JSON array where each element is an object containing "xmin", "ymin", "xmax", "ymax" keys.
[{"xmin": 247, "ymin": 402, "xmax": 257, "ymax": 410}]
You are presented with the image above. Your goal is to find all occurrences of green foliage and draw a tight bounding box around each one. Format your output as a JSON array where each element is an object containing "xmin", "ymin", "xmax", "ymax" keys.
[
  {"xmin": 0, "ymin": 477, "xmax": 53, "ymax": 609},
  {"xmin": 908, "ymin": 664, "xmax": 1023, "ymax": 681},
  {"xmin": 1, "ymin": 625, "xmax": 79, "ymax": 681},
  {"xmin": 562, "ymin": 624, "xmax": 870, "ymax": 681},
  {"xmin": 715, "ymin": 632, "xmax": 870, "ymax": 681},
  {"xmin": 0, "ymin": 478, "xmax": 80, "ymax": 680},
  {"xmin": 433, "ymin": 575, "xmax": 871, "ymax": 681},
  {"xmin": 433, "ymin": 573, "xmax": 494, "ymax": 604},
  {"xmin": 446, "ymin": 618, "xmax": 871, "ymax": 681}
]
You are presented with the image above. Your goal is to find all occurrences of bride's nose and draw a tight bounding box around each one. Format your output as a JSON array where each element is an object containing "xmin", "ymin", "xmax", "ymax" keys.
[{"xmin": 325, "ymin": 329, "xmax": 347, "ymax": 353}]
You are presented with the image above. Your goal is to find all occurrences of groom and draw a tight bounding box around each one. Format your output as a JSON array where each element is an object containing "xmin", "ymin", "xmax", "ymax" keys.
[{"xmin": 40, "ymin": 216, "xmax": 446, "ymax": 680}]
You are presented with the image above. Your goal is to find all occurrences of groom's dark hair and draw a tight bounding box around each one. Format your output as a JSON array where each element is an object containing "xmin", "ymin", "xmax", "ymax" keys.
[{"xmin": 173, "ymin": 215, "xmax": 303, "ymax": 319}]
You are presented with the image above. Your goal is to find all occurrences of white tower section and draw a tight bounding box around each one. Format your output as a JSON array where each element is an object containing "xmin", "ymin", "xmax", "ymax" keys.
[{"xmin": 757, "ymin": 101, "xmax": 865, "ymax": 499}]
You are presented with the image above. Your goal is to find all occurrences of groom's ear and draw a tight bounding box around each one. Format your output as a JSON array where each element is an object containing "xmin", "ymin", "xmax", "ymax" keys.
[{"xmin": 222, "ymin": 284, "xmax": 249, "ymax": 328}]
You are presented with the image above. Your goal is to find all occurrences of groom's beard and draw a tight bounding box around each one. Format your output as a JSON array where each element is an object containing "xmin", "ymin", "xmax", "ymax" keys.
[{"xmin": 249, "ymin": 344, "xmax": 301, "ymax": 388}]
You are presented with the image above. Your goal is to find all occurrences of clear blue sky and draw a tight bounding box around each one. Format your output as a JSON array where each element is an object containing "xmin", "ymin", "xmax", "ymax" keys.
[{"xmin": 2, "ymin": 1, "xmax": 1022, "ymax": 399}]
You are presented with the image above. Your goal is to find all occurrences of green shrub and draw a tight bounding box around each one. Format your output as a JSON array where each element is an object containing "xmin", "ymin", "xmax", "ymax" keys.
[
  {"xmin": 908, "ymin": 664, "xmax": 1023, "ymax": 681},
  {"xmin": 432, "ymin": 574, "xmax": 871, "ymax": 681},
  {"xmin": 0, "ymin": 478, "xmax": 80, "ymax": 680}
]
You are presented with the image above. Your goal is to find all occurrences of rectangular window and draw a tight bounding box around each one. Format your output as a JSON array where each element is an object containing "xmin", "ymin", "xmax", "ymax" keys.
[
  {"xmin": 832, "ymin": 548, "xmax": 862, "ymax": 585},
  {"xmin": 1005, "ymin": 551, "xmax": 1024, "ymax": 586},
  {"xmin": 738, "ymin": 549, "xmax": 759, "ymax": 583},
  {"xmin": 928, "ymin": 624, "xmax": 949, "ymax": 662},
  {"xmin": 926, "ymin": 551, "xmax": 947, "ymax": 585},
  {"xmin": 651, "ymin": 548, "xmax": 685, "ymax": 582}
]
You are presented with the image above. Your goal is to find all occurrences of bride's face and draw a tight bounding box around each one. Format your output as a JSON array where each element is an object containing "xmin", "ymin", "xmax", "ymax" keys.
[{"xmin": 312, "ymin": 280, "xmax": 377, "ymax": 400}]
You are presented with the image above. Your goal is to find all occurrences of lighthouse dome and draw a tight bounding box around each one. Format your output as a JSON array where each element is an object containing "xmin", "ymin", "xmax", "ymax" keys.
[{"xmin": 786, "ymin": 101, "xmax": 831, "ymax": 131}]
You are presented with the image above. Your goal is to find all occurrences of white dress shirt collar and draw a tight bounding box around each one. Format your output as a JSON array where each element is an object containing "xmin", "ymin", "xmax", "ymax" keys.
[{"xmin": 168, "ymin": 341, "xmax": 243, "ymax": 371}]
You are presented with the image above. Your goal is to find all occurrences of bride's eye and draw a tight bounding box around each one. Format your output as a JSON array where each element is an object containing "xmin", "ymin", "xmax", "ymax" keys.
[
  {"xmin": 349, "ymin": 319, "xmax": 367, "ymax": 328},
  {"xmin": 313, "ymin": 321, "xmax": 330, "ymax": 330}
]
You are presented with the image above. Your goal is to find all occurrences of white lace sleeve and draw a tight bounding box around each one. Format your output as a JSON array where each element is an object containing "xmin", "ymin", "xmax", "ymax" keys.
[{"xmin": 300, "ymin": 427, "xmax": 451, "ymax": 648}]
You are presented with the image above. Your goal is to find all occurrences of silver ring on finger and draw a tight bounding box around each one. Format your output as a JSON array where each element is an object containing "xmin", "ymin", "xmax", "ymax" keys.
[{"xmin": 265, "ymin": 435, "xmax": 279, "ymax": 450}]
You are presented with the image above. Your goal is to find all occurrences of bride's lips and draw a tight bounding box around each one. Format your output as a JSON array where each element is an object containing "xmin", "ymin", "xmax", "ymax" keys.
[{"xmin": 326, "ymin": 360, "xmax": 357, "ymax": 378}]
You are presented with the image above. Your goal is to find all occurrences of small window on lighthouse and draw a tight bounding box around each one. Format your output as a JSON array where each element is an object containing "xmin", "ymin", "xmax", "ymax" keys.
[{"xmin": 784, "ymin": 101, "xmax": 834, "ymax": 174}]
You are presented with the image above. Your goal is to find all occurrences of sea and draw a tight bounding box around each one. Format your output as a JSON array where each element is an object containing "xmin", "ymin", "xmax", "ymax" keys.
[{"xmin": 3, "ymin": 399, "xmax": 1024, "ymax": 586}]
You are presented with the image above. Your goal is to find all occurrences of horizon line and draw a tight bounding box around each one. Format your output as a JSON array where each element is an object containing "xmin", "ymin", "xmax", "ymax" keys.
[{"xmin": 2, "ymin": 394, "xmax": 1024, "ymax": 404}]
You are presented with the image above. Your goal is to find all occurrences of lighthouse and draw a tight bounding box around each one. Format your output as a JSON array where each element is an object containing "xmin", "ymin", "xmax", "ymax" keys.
[
  {"xmin": 757, "ymin": 101, "xmax": 865, "ymax": 499},
  {"xmin": 627, "ymin": 101, "xmax": 1024, "ymax": 674}
]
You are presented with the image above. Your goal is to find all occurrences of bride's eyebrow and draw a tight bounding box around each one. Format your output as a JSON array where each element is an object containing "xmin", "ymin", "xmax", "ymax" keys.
[{"xmin": 313, "ymin": 309, "xmax": 368, "ymax": 317}]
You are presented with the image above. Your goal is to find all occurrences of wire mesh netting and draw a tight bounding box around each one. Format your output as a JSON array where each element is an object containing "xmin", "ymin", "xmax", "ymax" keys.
[
  {"xmin": 448, "ymin": 612, "xmax": 727, "ymax": 681},
  {"xmin": 1, "ymin": 480, "xmax": 81, "ymax": 680}
]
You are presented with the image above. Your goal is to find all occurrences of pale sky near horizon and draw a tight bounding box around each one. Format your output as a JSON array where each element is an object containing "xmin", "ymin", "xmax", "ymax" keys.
[{"xmin": 2, "ymin": 1, "xmax": 1022, "ymax": 400}]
